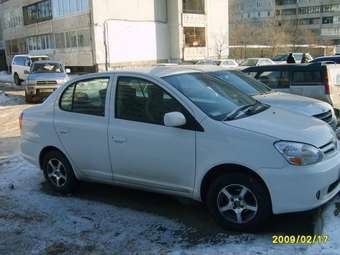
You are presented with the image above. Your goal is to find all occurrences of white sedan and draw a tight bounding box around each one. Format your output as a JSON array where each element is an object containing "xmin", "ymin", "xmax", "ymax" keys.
[{"xmin": 21, "ymin": 67, "xmax": 340, "ymax": 231}]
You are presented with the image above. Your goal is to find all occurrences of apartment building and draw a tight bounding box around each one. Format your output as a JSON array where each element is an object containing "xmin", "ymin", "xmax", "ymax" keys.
[
  {"xmin": 276, "ymin": 0, "xmax": 340, "ymax": 44},
  {"xmin": 229, "ymin": 0, "xmax": 275, "ymax": 23},
  {"xmin": 0, "ymin": 0, "xmax": 229, "ymax": 71}
]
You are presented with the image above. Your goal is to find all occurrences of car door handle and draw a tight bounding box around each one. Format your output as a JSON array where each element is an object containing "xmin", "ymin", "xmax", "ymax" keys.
[
  {"xmin": 59, "ymin": 130, "xmax": 69, "ymax": 135},
  {"xmin": 112, "ymin": 136, "xmax": 127, "ymax": 144}
]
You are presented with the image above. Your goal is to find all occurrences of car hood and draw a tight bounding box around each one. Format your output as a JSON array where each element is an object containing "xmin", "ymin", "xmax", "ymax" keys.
[
  {"xmin": 28, "ymin": 73, "xmax": 67, "ymax": 80},
  {"xmin": 225, "ymin": 107, "xmax": 335, "ymax": 147},
  {"xmin": 254, "ymin": 92, "xmax": 332, "ymax": 116}
]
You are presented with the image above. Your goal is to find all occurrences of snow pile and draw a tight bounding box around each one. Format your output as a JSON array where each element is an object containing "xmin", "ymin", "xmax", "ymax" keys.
[
  {"xmin": 0, "ymin": 71, "xmax": 13, "ymax": 83},
  {"xmin": 306, "ymin": 197, "xmax": 340, "ymax": 255},
  {"xmin": 0, "ymin": 91, "xmax": 24, "ymax": 106},
  {"xmin": 0, "ymin": 156, "xmax": 338, "ymax": 254}
]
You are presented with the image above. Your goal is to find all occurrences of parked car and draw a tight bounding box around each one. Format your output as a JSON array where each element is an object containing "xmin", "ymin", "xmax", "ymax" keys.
[
  {"xmin": 190, "ymin": 65, "xmax": 337, "ymax": 130},
  {"xmin": 196, "ymin": 59, "xmax": 239, "ymax": 68},
  {"xmin": 21, "ymin": 67, "xmax": 340, "ymax": 232},
  {"xmin": 272, "ymin": 53, "xmax": 313, "ymax": 64},
  {"xmin": 25, "ymin": 61, "xmax": 70, "ymax": 103},
  {"xmin": 239, "ymin": 58, "xmax": 275, "ymax": 68},
  {"xmin": 11, "ymin": 55, "xmax": 49, "ymax": 85},
  {"xmin": 311, "ymin": 55, "xmax": 340, "ymax": 64},
  {"xmin": 243, "ymin": 63, "xmax": 340, "ymax": 115}
]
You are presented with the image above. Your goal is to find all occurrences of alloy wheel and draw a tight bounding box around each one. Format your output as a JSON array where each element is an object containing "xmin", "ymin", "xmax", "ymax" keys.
[
  {"xmin": 217, "ymin": 184, "xmax": 258, "ymax": 224},
  {"xmin": 46, "ymin": 158, "xmax": 67, "ymax": 187}
]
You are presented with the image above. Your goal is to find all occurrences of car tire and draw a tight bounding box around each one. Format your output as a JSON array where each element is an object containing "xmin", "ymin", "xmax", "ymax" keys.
[
  {"xmin": 42, "ymin": 150, "xmax": 78, "ymax": 194},
  {"xmin": 14, "ymin": 73, "xmax": 21, "ymax": 86},
  {"xmin": 25, "ymin": 91, "xmax": 34, "ymax": 103},
  {"xmin": 206, "ymin": 172, "xmax": 271, "ymax": 232}
]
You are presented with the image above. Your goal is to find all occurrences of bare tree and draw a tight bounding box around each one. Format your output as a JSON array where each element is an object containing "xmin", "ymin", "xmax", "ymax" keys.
[
  {"xmin": 214, "ymin": 33, "xmax": 229, "ymax": 59},
  {"xmin": 261, "ymin": 17, "xmax": 291, "ymax": 56}
]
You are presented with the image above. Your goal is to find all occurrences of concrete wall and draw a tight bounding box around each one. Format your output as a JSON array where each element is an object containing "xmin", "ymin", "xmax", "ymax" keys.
[
  {"xmin": 207, "ymin": 0, "xmax": 229, "ymax": 58},
  {"xmin": 91, "ymin": 0, "xmax": 170, "ymax": 69}
]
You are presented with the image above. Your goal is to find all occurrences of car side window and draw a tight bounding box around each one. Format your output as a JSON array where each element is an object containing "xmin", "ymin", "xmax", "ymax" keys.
[
  {"xmin": 115, "ymin": 77, "xmax": 186, "ymax": 126},
  {"xmin": 60, "ymin": 78, "xmax": 109, "ymax": 116},
  {"xmin": 14, "ymin": 57, "xmax": 25, "ymax": 66},
  {"xmin": 292, "ymin": 71, "xmax": 322, "ymax": 84},
  {"xmin": 256, "ymin": 71, "xmax": 289, "ymax": 89}
]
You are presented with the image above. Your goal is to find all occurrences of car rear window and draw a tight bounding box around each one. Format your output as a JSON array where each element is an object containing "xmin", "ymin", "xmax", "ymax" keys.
[{"xmin": 292, "ymin": 71, "xmax": 322, "ymax": 84}]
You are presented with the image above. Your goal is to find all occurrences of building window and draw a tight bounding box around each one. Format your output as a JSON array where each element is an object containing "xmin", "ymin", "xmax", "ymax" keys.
[
  {"xmin": 52, "ymin": 0, "xmax": 89, "ymax": 18},
  {"xmin": 27, "ymin": 34, "xmax": 54, "ymax": 51},
  {"xmin": 65, "ymin": 31, "xmax": 77, "ymax": 48},
  {"xmin": 23, "ymin": 0, "xmax": 52, "ymax": 25},
  {"xmin": 322, "ymin": 17, "xmax": 333, "ymax": 24},
  {"xmin": 77, "ymin": 30, "xmax": 91, "ymax": 47},
  {"xmin": 184, "ymin": 27, "xmax": 206, "ymax": 47},
  {"xmin": 183, "ymin": 0, "xmax": 205, "ymax": 14},
  {"xmin": 55, "ymin": 33, "xmax": 65, "ymax": 48}
]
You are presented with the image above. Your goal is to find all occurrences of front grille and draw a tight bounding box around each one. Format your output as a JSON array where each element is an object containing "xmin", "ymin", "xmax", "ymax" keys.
[
  {"xmin": 313, "ymin": 110, "xmax": 333, "ymax": 125},
  {"xmin": 320, "ymin": 139, "xmax": 338, "ymax": 157},
  {"xmin": 36, "ymin": 80, "xmax": 57, "ymax": 85}
]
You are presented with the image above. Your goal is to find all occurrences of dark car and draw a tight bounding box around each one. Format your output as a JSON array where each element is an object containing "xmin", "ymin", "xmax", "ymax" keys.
[
  {"xmin": 311, "ymin": 56, "xmax": 340, "ymax": 64},
  {"xmin": 243, "ymin": 63, "xmax": 340, "ymax": 114}
]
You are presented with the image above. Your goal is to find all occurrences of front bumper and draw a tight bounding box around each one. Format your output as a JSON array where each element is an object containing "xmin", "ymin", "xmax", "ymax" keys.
[
  {"xmin": 25, "ymin": 85, "xmax": 59, "ymax": 96},
  {"xmin": 259, "ymin": 153, "xmax": 340, "ymax": 214}
]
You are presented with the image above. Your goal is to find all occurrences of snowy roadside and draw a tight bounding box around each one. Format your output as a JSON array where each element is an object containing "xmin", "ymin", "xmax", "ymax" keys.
[
  {"xmin": 0, "ymin": 156, "xmax": 338, "ymax": 255},
  {"xmin": 0, "ymin": 71, "xmax": 13, "ymax": 84}
]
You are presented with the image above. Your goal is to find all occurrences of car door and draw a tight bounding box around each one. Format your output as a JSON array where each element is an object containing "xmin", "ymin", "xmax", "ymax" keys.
[
  {"xmin": 290, "ymin": 70, "xmax": 324, "ymax": 99},
  {"xmin": 22, "ymin": 57, "xmax": 31, "ymax": 80},
  {"xmin": 54, "ymin": 75, "xmax": 113, "ymax": 182},
  {"xmin": 255, "ymin": 70, "xmax": 290, "ymax": 93},
  {"xmin": 108, "ymin": 75, "xmax": 197, "ymax": 194},
  {"xmin": 12, "ymin": 57, "xmax": 25, "ymax": 79}
]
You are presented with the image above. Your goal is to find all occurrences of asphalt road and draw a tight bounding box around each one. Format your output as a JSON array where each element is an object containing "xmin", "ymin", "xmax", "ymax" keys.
[{"xmin": 0, "ymin": 81, "xmax": 325, "ymax": 239}]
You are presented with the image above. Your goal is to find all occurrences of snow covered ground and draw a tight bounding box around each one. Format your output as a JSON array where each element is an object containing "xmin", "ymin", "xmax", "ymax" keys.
[
  {"xmin": 0, "ymin": 71, "xmax": 13, "ymax": 83},
  {"xmin": 0, "ymin": 156, "xmax": 338, "ymax": 254}
]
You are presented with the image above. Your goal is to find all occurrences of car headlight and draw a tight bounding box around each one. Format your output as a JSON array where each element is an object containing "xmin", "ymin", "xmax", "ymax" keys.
[
  {"xmin": 274, "ymin": 141, "xmax": 323, "ymax": 166},
  {"xmin": 57, "ymin": 78, "xmax": 68, "ymax": 84}
]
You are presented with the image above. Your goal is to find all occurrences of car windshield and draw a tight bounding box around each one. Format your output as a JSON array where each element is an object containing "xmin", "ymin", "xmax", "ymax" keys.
[
  {"xmin": 31, "ymin": 63, "xmax": 64, "ymax": 73},
  {"xmin": 163, "ymin": 73, "xmax": 266, "ymax": 121},
  {"xmin": 211, "ymin": 70, "xmax": 272, "ymax": 96},
  {"xmin": 223, "ymin": 60, "xmax": 236, "ymax": 65},
  {"xmin": 197, "ymin": 60, "xmax": 220, "ymax": 65},
  {"xmin": 240, "ymin": 59, "xmax": 258, "ymax": 66},
  {"xmin": 272, "ymin": 55, "xmax": 287, "ymax": 61},
  {"xmin": 31, "ymin": 57, "xmax": 49, "ymax": 63},
  {"xmin": 293, "ymin": 54, "xmax": 303, "ymax": 61}
]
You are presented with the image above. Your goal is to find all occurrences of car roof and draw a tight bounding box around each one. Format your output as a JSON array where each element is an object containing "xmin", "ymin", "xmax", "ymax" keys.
[
  {"xmin": 77, "ymin": 66, "xmax": 202, "ymax": 80},
  {"xmin": 243, "ymin": 63, "xmax": 324, "ymax": 72},
  {"xmin": 314, "ymin": 55, "xmax": 340, "ymax": 59},
  {"xmin": 13, "ymin": 55, "xmax": 48, "ymax": 58},
  {"xmin": 32, "ymin": 60, "xmax": 63, "ymax": 65},
  {"xmin": 182, "ymin": 64, "xmax": 236, "ymax": 72}
]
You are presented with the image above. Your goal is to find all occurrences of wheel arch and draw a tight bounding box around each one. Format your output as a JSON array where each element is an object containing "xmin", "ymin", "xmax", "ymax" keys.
[
  {"xmin": 200, "ymin": 164, "xmax": 272, "ymax": 208},
  {"xmin": 39, "ymin": 146, "xmax": 70, "ymax": 170}
]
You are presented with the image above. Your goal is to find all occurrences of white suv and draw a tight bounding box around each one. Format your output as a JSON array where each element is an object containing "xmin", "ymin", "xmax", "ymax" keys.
[
  {"xmin": 20, "ymin": 67, "xmax": 340, "ymax": 231},
  {"xmin": 11, "ymin": 55, "xmax": 49, "ymax": 85}
]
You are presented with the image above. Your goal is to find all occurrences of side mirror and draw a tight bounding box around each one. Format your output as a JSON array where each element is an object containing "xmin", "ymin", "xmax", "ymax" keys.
[
  {"xmin": 164, "ymin": 112, "xmax": 186, "ymax": 127},
  {"xmin": 65, "ymin": 68, "xmax": 71, "ymax": 74},
  {"xmin": 24, "ymin": 70, "xmax": 30, "ymax": 74}
]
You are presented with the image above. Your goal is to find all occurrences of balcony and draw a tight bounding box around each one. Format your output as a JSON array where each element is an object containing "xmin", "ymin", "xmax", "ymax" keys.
[
  {"xmin": 183, "ymin": 47, "xmax": 207, "ymax": 61},
  {"xmin": 182, "ymin": 13, "xmax": 207, "ymax": 27}
]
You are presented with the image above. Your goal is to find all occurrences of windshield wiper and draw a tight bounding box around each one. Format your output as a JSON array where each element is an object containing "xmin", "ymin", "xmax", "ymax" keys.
[{"xmin": 224, "ymin": 103, "xmax": 257, "ymax": 121}]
